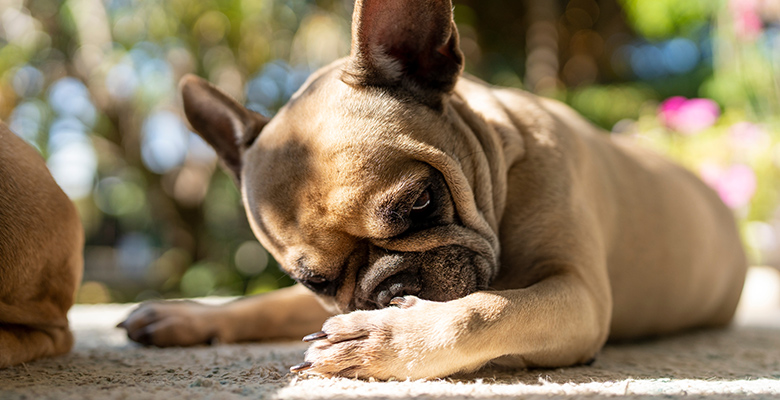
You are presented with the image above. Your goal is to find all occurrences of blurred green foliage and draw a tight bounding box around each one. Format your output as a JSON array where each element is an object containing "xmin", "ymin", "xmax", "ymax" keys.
[
  {"xmin": 0, "ymin": 0, "xmax": 778, "ymax": 303},
  {"xmin": 619, "ymin": 0, "xmax": 716, "ymax": 39}
]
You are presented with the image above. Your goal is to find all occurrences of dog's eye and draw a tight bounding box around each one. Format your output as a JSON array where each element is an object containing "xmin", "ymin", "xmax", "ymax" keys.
[
  {"xmin": 410, "ymin": 189, "xmax": 432, "ymax": 217},
  {"xmin": 412, "ymin": 189, "xmax": 431, "ymax": 210},
  {"xmin": 299, "ymin": 275, "xmax": 337, "ymax": 296}
]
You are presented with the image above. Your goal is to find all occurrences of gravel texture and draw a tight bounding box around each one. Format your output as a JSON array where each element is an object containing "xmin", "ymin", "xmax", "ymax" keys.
[{"xmin": 1, "ymin": 267, "xmax": 779, "ymax": 400}]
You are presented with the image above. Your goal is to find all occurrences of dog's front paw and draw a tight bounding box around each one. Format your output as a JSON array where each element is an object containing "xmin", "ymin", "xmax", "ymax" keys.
[
  {"xmin": 295, "ymin": 296, "xmax": 473, "ymax": 380},
  {"xmin": 118, "ymin": 300, "xmax": 220, "ymax": 347}
]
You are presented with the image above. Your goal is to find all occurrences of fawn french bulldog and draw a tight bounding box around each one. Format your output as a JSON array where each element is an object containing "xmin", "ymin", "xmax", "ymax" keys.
[
  {"xmin": 120, "ymin": 0, "xmax": 747, "ymax": 379},
  {"xmin": 0, "ymin": 122, "xmax": 84, "ymax": 368}
]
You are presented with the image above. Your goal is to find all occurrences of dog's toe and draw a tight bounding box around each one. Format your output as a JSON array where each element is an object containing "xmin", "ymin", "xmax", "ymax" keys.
[
  {"xmin": 389, "ymin": 295, "xmax": 419, "ymax": 309},
  {"xmin": 129, "ymin": 326, "xmax": 154, "ymax": 345},
  {"xmin": 118, "ymin": 301, "xmax": 217, "ymax": 347}
]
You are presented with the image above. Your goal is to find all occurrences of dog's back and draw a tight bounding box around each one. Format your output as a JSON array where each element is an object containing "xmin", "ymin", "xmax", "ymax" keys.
[
  {"xmin": 599, "ymin": 133, "xmax": 746, "ymax": 334},
  {"xmin": 0, "ymin": 122, "xmax": 83, "ymax": 368},
  {"xmin": 485, "ymin": 87, "xmax": 747, "ymax": 339}
]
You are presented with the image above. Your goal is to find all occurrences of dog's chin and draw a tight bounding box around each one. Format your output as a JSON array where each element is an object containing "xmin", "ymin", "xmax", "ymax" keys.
[{"xmin": 345, "ymin": 245, "xmax": 493, "ymax": 311}]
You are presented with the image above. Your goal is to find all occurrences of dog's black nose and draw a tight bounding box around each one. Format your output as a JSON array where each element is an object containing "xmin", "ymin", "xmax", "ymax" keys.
[{"xmin": 299, "ymin": 275, "xmax": 339, "ymax": 297}]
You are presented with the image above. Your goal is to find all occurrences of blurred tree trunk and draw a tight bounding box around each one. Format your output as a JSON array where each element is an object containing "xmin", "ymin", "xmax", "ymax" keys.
[{"xmin": 454, "ymin": 0, "xmax": 634, "ymax": 92}]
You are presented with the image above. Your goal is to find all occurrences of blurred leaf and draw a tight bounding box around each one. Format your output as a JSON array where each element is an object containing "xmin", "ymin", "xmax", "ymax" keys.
[{"xmin": 619, "ymin": 0, "xmax": 717, "ymax": 39}]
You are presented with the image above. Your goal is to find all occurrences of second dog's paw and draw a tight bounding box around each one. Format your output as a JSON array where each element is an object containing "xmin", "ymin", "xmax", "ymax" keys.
[
  {"xmin": 118, "ymin": 300, "xmax": 220, "ymax": 347},
  {"xmin": 295, "ymin": 296, "xmax": 466, "ymax": 380}
]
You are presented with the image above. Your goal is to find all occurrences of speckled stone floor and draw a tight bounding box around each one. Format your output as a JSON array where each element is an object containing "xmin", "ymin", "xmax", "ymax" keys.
[{"xmin": 1, "ymin": 267, "xmax": 779, "ymax": 400}]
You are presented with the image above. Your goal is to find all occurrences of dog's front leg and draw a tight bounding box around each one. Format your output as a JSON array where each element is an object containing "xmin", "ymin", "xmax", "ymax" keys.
[
  {"xmin": 120, "ymin": 284, "xmax": 332, "ymax": 346},
  {"xmin": 300, "ymin": 271, "xmax": 609, "ymax": 380}
]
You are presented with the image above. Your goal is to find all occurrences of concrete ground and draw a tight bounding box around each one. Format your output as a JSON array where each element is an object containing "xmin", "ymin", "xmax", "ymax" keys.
[{"xmin": 1, "ymin": 266, "xmax": 779, "ymax": 400}]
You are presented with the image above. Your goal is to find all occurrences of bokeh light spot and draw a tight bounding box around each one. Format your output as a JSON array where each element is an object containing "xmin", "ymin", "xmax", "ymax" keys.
[
  {"xmin": 141, "ymin": 111, "xmax": 189, "ymax": 174},
  {"xmin": 105, "ymin": 62, "xmax": 138, "ymax": 99},
  {"xmin": 195, "ymin": 11, "xmax": 230, "ymax": 45},
  {"xmin": 117, "ymin": 233, "xmax": 155, "ymax": 279},
  {"xmin": 47, "ymin": 77, "xmax": 97, "ymax": 126},
  {"xmin": 180, "ymin": 262, "xmax": 218, "ymax": 297},
  {"xmin": 661, "ymin": 38, "xmax": 700, "ymax": 74},
  {"xmin": 234, "ymin": 241, "xmax": 269, "ymax": 276},
  {"xmin": 94, "ymin": 176, "xmax": 146, "ymax": 216},
  {"xmin": 630, "ymin": 44, "xmax": 666, "ymax": 79},
  {"xmin": 46, "ymin": 117, "xmax": 97, "ymax": 199},
  {"xmin": 8, "ymin": 100, "xmax": 46, "ymax": 144},
  {"xmin": 187, "ymin": 132, "xmax": 217, "ymax": 163},
  {"xmin": 12, "ymin": 65, "xmax": 44, "ymax": 98},
  {"xmin": 76, "ymin": 281, "xmax": 112, "ymax": 304}
]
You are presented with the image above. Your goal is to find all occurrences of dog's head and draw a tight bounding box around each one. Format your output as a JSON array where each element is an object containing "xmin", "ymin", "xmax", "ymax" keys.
[{"xmin": 181, "ymin": 0, "xmax": 501, "ymax": 312}]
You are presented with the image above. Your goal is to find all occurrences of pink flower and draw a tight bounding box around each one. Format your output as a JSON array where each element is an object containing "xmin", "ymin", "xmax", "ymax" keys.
[
  {"xmin": 729, "ymin": 121, "xmax": 769, "ymax": 150},
  {"xmin": 730, "ymin": 0, "xmax": 764, "ymax": 40},
  {"xmin": 699, "ymin": 163, "xmax": 757, "ymax": 209},
  {"xmin": 658, "ymin": 97, "xmax": 720, "ymax": 135}
]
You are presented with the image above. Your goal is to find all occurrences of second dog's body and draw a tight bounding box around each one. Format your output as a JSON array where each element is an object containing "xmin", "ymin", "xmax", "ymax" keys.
[
  {"xmin": 121, "ymin": 0, "xmax": 746, "ymax": 379},
  {"xmin": 0, "ymin": 123, "xmax": 84, "ymax": 368}
]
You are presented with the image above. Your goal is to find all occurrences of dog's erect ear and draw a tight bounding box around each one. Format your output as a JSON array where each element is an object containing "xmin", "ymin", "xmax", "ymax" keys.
[
  {"xmin": 343, "ymin": 0, "xmax": 463, "ymax": 103},
  {"xmin": 180, "ymin": 74, "xmax": 269, "ymax": 179}
]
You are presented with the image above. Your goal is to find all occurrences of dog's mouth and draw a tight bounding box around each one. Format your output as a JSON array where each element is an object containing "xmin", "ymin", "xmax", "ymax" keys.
[
  {"xmin": 352, "ymin": 251, "xmax": 422, "ymax": 310},
  {"xmin": 356, "ymin": 267, "xmax": 422, "ymax": 309},
  {"xmin": 348, "ymin": 245, "xmax": 490, "ymax": 310}
]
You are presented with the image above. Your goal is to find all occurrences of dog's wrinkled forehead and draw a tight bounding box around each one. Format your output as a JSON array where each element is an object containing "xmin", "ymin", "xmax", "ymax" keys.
[{"xmin": 240, "ymin": 64, "xmax": 438, "ymax": 256}]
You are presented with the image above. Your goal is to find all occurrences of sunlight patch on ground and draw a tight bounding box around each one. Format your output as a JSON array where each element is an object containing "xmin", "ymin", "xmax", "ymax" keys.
[{"xmin": 277, "ymin": 376, "xmax": 780, "ymax": 398}]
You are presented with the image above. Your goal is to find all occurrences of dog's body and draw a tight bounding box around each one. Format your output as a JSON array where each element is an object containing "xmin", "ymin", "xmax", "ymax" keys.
[
  {"xmin": 0, "ymin": 123, "xmax": 84, "ymax": 368},
  {"xmin": 121, "ymin": 0, "xmax": 747, "ymax": 379}
]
